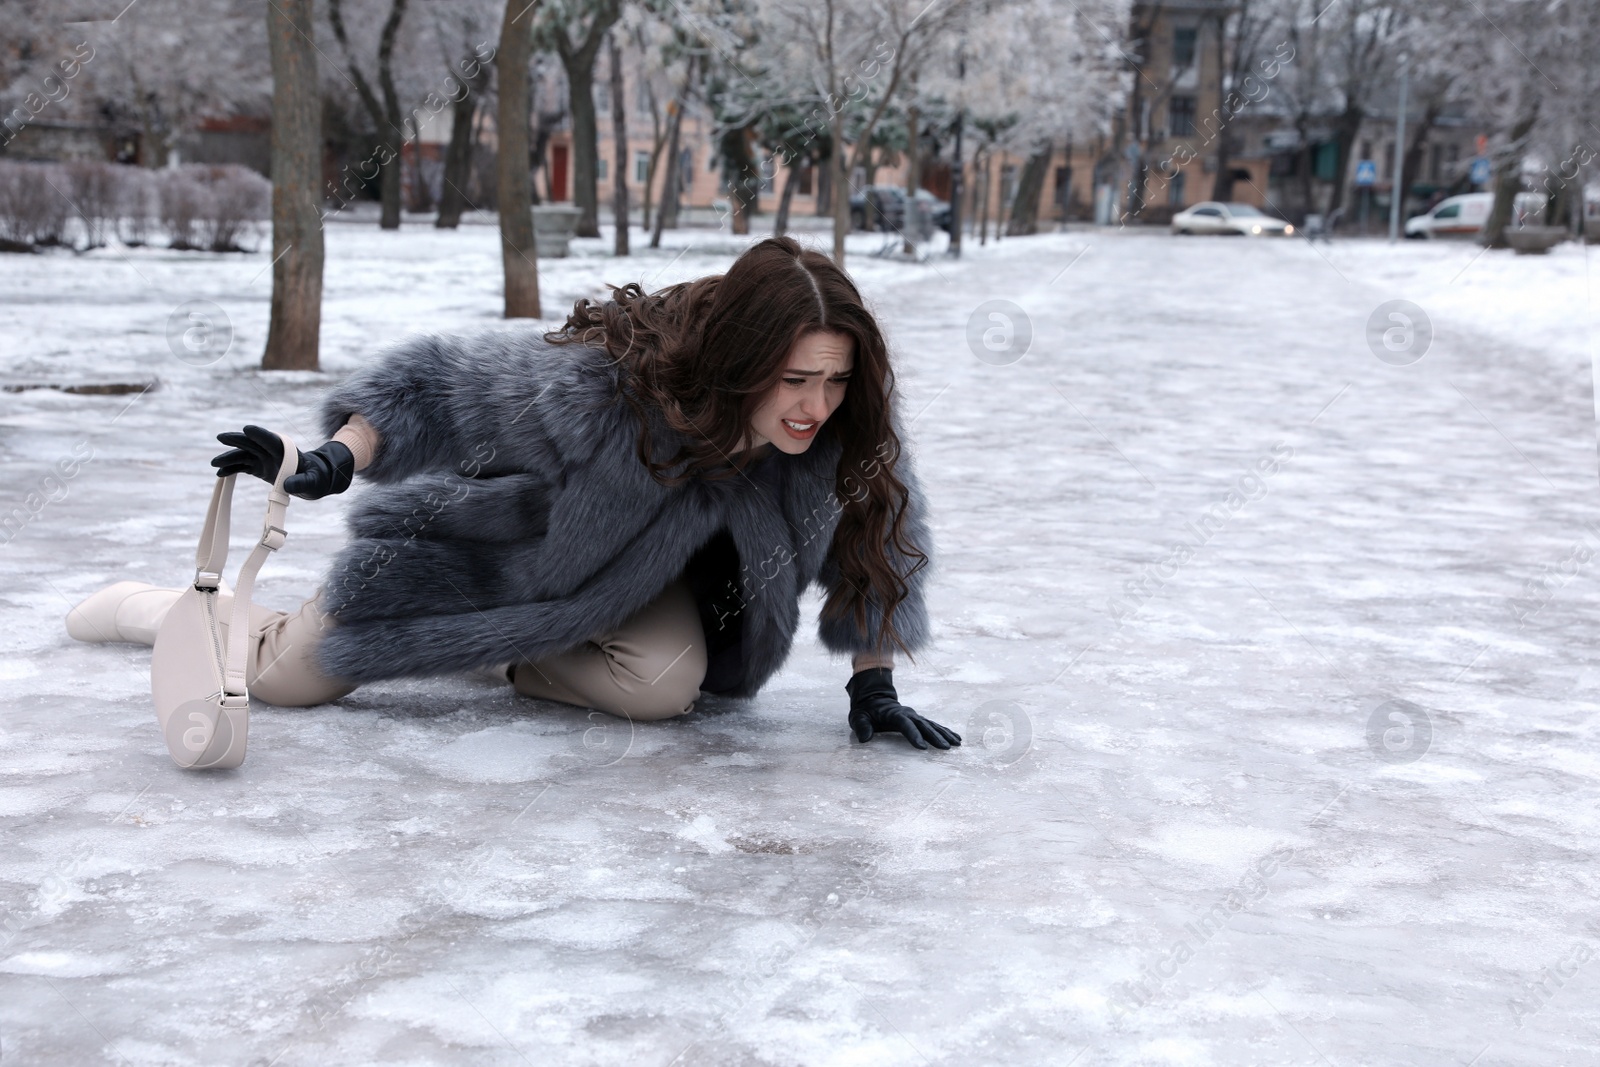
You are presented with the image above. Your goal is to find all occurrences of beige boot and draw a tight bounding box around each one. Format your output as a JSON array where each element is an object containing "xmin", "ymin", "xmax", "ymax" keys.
[{"xmin": 66, "ymin": 582, "xmax": 186, "ymax": 646}]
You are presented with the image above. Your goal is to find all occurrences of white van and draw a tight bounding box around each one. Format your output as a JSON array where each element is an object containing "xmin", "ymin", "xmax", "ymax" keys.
[{"xmin": 1405, "ymin": 192, "xmax": 1547, "ymax": 239}]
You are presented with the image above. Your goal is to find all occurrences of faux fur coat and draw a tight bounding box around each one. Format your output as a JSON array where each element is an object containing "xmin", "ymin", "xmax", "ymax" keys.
[{"xmin": 308, "ymin": 326, "xmax": 935, "ymax": 698}]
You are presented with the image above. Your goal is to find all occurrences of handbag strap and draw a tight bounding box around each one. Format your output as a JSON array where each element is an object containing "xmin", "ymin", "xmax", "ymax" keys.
[{"xmin": 193, "ymin": 433, "xmax": 296, "ymax": 700}]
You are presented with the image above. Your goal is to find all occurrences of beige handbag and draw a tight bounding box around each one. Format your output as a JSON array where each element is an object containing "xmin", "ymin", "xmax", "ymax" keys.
[{"xmin": 151, "ymin": 431, "xmax": 296, "ymax": 769}]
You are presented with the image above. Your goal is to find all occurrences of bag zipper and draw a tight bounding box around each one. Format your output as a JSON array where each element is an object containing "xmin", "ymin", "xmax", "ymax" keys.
[{"xmin": 198, "ymin": 587, "xmax": 227, "ymax": 699}]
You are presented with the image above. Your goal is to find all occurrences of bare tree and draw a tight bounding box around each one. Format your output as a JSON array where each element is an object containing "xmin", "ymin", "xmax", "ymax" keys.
[
  {"xmin": 607, "ymin": 32, "xmax": 629, "ymax": 254},
  {"xmin": 328, "ymin": 0, "xmax": 412, "ymax": 229},
  {"xmin": 435, "ymin": 46, "xmax": 493, "ymax": 227},
  {"xmin": 79, "ymin": 0, "xmax": 269, "ymax": 169},
  {"xmin": 497, "ymin": 0, "xmax": 541, "ymax": 317},
  {"xmin": 536, "ymin": 0, "xmax": 623, "ymax": 238},
  {"xmin": 264, "ymin": 0, "xmax": 324, "ymax": 371},
  {"xmin": 650, "ymin": 74, "xmax": 691, "ymax": 248}
]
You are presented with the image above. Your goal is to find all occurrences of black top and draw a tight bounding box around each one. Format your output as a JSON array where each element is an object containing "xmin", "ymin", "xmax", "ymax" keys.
[
  {"xmin": 681, "ymin": 446, "xmax": 780, "ymax": 695},
  {"xmin": 683, "ymin": 526, "xmax": 745, "ymax": 694}
]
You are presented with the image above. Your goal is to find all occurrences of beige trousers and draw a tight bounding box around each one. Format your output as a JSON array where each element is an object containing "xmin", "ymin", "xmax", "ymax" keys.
[{"xmin": 163, "ymin": 576, "xmax": 709, "ymax": 721}]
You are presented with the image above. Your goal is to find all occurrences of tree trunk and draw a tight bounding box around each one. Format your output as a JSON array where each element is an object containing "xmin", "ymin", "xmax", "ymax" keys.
[
  {"xmin": 608, "ymin": 34, "xmax": 628, "ymax": 255},
  {"xmin": 1482, "ymin": 101, "xmax": 1540, "ymax": 249},
  {"xmin": 264, "ymin": 0, "xmax": 323, "ymax": 371},
  {"xmin": 565, "ymin": 61, "xmax": 599, "ymax": 232},
  {"xmin": 815, "ymin": 153, "xmax": 831, "ymax": 215},
  {"xmin": 1294, "ymin": 114, "xmax": 1315, "ymax": 224},
  {"xmin": 1006, "ymin": 140, "xmax": 1051, "ymax": 236},
  {"xmin": 552, "ymin": 1, "xmax": 621, "ymax": 240},
  {"xmin": 1211, "ymin": 129, "xmax": 1235, "ymax": 201},
  {"xmin": 639, "ymin": 77, "xmax": 663, "ymax": 231},
  {"xmin": 722, "ymin": 123, "xmax": 759, "ymax": 236},
  {"xmin": 650, "ymin": 98, "xmax": 683, "ymax": 248},
  {"xmin": 436, "ymin": 79, "xmax": 480, "ymax": 227},
  {"xmin": 948, "ymin": 110, "xmax": 964, "ymax": 257},
  {"xmin": 375, "ymin": 2, "xmax": 407, "ymax": 229},
  {"xmin": 830, "ymin": 113, "xmax": 848, "ymax": 264},
  {"xmin": 1326, "ymin": 105, "xmax": 1363, "ymax": 219},
  {"xmin": 496, "ymin": 0, "xmax": 540, "ymax": 317},
  {"xmin": 1398, "ymin": 99, "xmax": 1442, "ymax": 221},
  {"xmin": 408, "ymin": 121, "xmax": 434, "ymax": 212},
  {"xmin": 978, "ymin": 151, "xmax": 991, "ymax": 246},
  {"xmin": 902, "ymin": 102, "xmax": 919, "ymax": 254},
  {"xmin": 328, "ymin": 0, "xmax": 409, "ymax": 230},
  {"xmin": 774, "ymin": 157, "xmax": 799, "ymax": 236}
]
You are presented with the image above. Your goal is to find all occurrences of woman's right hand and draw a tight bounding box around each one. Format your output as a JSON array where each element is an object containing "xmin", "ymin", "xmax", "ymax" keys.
[{"xmin": 211, "ymin": 424, "xmax": 355, "ymax": 501}]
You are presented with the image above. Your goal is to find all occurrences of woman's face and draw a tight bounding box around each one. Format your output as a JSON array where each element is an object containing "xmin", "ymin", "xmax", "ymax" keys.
[{"xmin": 740, "ymin": 330, "xmax": 854, "ymax": 455}]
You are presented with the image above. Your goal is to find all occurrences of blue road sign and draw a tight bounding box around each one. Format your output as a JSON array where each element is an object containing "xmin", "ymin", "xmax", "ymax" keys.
[
  {"xmin": 1470, "ymin": 157, "xmax": 1491, "ymax": 184},
  {"xmin": 1355, "ymin": 160, "xmax": 1378, "ymax": 187}
]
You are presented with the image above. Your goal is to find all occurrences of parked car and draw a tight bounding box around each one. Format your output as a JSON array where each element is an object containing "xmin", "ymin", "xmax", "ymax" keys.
[
  {"xmin": 849, "ymin": 185, "xmax": 952, "ymax": 235},
  {"xmin": 1170, "ymin": 201, "xmax": 1295, "ymax": 236},
  {"xmin": 1404, "ymin": 192, "xmax": 1546, "ymax": 239}
]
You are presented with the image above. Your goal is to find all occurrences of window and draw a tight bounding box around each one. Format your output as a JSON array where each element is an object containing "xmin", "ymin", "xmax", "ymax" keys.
[
  {"xmin": 594, "ymin": 82, "xmax": 609, "ymax": 113},
  {"xmin": 597, "ymin": 156, "xmax": 608, "ymax": 181},
  {"xmin": 1360, "ymin": 140, "xmax": 1372, "ymax": 163},
  {"xmin": 1193, "ymin": 206, "xmax": 1221, "ymax": 217},
  {"xmin": 1168, "ymin": 96, "xmax": 1196, "ymax": 138},
  {"xmin": 634, "ymin": 150, "xmax": 651, "ymax": 184},
  {"xmin": 635, "ymin": 79, "xmax": 652, "ymax": 114},
  {"xmin": 1169, "ymin": 171, "xmax": 1186, "ymax": 206},
  {"xmin": 681, "ymin": 149, "xmax": 694, "ymax": 179},
  {"xmin": 1172, "ymin": 27, "xmax": 1197, "ymax": 68},
  {"xmin": 1383, "ymin": 142, "xmax": 1394, "ymax": 177},
  {"xmin": 1434, "ymin": 202, "xmax": 1460, "ymax": 219}
]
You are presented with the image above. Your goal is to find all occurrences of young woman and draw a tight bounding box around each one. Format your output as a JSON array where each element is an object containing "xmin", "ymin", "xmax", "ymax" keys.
[{"xmin": 65, "ymin": 236, "xmax": 960, "ymax": 752}]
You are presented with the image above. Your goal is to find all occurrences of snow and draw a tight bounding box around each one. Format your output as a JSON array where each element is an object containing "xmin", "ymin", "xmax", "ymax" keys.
[{"xmin": 3, "ymin": 216, "xmax": 1600, "ymax": 1065}]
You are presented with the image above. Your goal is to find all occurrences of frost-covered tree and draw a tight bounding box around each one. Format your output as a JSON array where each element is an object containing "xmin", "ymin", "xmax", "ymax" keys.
[
  {"xmin": 747, "ymin": 0, "xmax": 974, "ymax": 264},
  {"xmin": 1440, "ymin": 0, "xmax": 1598, "ymax": 245},
  {"xmin": 918, "ymin": 0, "xmax": 1126, "ymax": 236},
  {"xmin": 78, "ymin": 0, "xmax": 269, "ymax": 168}
]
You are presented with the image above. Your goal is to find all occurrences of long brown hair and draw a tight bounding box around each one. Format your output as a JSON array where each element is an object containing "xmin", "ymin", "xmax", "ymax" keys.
[{"xmin": 545, "ymin": 235, "xmax": 928, "ymax": 659}]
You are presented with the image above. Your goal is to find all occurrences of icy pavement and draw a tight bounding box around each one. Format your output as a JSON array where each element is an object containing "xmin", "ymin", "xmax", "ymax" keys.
[{"xmin": 3, "ymin": 218, "xmax": 1600, "ymax": 1066}]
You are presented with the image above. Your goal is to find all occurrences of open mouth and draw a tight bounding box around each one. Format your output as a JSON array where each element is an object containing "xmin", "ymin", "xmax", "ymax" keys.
[{"xmin": 781, "ymin": 418, "xmax": 818, "ymax": 440}]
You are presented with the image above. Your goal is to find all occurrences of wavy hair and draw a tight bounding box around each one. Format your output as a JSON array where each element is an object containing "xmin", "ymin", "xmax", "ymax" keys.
[{"xmin": 544, "ymin": 236, "xmax": 928, "ymax": 659}]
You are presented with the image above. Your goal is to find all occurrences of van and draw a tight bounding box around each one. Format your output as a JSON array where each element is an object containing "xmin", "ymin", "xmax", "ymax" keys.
[{"xmin": 1405, "ymin": 191, "xmax": 1547, "ymax": 239}]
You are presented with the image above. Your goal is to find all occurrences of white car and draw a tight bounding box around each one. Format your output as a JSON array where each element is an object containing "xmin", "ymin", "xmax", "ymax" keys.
[
  {"xmin": 1171, "ymin": 202, "xmax": 1295, "ymax": 236},
  {"xmin": 1404, "ymin": 192, "xmax": 1546, "ymax": 239}
]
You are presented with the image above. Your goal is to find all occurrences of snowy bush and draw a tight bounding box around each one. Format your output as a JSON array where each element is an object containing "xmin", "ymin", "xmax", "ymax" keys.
[
  {"xmin": 0, "ymin": 162, "xmax": 71, "ymax": 250},
  {"xmin": 196, "ymin": 165, "xmax": 269, "ymax": 252},
  {"xmin": 66, "ymin": 161, "xmax": 119, "ymax": 249},
  {"xmin": 156, "ymin": 164, "xmax": 268, "ymax": 252},
  {"xmin": 157, "ymin": 167, "xmax": 214, "ymax": 250},
  {"xmin": 118, "ymin": 166, "xmax": 156, "ymax": 247}
]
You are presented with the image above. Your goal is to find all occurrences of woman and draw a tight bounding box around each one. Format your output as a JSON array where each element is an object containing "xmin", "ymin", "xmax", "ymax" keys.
[{"xmin": 65, "ymin": 237, "xmax": 959, "ymax": 751}]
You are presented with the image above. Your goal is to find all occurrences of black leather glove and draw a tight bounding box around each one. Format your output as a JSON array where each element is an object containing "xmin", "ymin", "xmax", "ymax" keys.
[
  {"xmin": 846, "ymin": 667, "xmax": 961, "ymax": 751},
  {"xmin": 211, "ymin": 424, "xmax": 355, "ymax": 501}
]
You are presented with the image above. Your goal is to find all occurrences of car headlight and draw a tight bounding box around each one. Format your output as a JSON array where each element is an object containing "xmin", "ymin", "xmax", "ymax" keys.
[
  {"xmin": 1285, "ymin": 224, "xmax": 1294, "ymax": 234},
  {"xmin": 1252, "ymin": 225, "xmax": 1262, "ymax": 234}
]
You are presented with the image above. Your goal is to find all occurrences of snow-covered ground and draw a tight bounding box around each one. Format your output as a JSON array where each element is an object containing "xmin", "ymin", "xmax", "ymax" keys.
[{"xmin": 2, "ymin": 215, "xmax": 1599, "ymax": 1066}]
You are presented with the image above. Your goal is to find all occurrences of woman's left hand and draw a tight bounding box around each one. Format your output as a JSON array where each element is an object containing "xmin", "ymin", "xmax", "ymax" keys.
[{"xmin": 845, "ymin": 667, "xmax": 961, "ymax": 751}]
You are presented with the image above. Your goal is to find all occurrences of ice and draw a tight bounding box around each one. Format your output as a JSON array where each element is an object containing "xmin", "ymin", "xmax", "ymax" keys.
[{"xmin": 2, "ymin": 216, "xmax": 1599, "ymax": 1064}]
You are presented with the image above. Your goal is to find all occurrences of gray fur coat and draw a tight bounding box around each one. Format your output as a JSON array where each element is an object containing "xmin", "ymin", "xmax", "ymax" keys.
[{"xmin": 309, "ymin": 326, "xmax": 935, "ymax": 698}]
